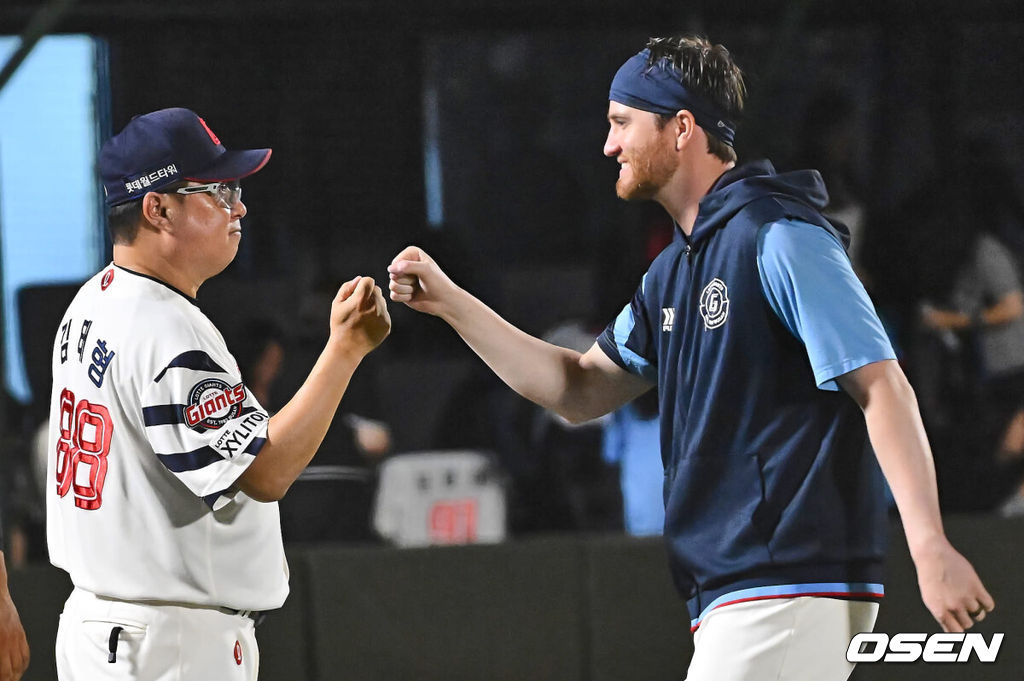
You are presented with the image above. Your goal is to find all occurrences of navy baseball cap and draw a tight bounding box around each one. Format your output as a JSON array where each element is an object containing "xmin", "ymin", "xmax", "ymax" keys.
[{"xmin": 99, "ymin": 107, "xmax": 272, "ymax": 206}]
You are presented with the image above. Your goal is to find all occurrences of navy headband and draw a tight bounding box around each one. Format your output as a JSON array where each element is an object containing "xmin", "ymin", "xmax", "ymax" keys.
[{"xmin": 609, "ymin": 48, "xmax": 737, "ymax": 147}]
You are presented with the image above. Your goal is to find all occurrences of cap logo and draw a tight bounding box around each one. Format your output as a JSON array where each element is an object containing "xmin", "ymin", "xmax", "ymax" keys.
[
  {"xmin": 198, "ymin": 117, "xmax": 221, "ymax": 146},
  {"xmin": 101, "ymin": 108, "xmax": 268, "ymax": 206},
  {"xmin": 124, "ymin": 163, "xmax": 179, "ymax": 194}
]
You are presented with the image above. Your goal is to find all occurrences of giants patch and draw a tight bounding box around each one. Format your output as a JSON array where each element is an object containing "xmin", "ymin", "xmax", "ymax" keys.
[
  {"xmin": 183, "ymin": 379, "xmax": 246, "ymax": 429},
  {"xmin": 699, "ymin": 278, "xmax": 730, "ymax": 330}
]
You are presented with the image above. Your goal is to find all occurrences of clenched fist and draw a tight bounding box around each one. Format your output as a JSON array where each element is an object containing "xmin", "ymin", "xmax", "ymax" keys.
[
  {"xmin": 330, "ymin": 276, "xmax": 391, "ymax": 355},
  {"xmin": 387, "ymin": 246, "xmax": 460, "ymax": 318}
]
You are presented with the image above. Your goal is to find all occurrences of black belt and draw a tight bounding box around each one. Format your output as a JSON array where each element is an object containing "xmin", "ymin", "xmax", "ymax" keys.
[{"xmin": 218, "ymin": 607, "xmax": 266, "ymax": 626}]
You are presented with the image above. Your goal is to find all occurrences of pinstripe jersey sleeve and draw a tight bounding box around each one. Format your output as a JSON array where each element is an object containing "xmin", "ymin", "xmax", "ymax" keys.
[
  {"xmin": 598, "ymin": 272, "xmax": 659, "ymax": 382},
  {"xmin": 140, "ymin": 346, "xmax": 269, "ymax": 510}
]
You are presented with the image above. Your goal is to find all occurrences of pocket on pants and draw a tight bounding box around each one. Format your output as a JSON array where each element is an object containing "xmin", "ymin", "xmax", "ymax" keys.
[{"xmin": 81, "ymin": 618, "xmax": 148, "ymax": 670}]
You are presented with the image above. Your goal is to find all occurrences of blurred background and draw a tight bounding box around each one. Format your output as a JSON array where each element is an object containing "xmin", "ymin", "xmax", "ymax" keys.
[{"xmin": 0, "ymin": 1, "xmax": 1022, "ymax": 679}]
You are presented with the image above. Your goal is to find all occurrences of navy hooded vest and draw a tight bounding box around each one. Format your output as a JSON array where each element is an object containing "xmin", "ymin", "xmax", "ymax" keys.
[{"xmin": 598, "ymin": 161, "xmax": 887, "ymax": 625}]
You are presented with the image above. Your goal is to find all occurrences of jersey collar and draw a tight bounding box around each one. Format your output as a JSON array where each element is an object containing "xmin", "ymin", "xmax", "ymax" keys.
[{"xmin": 113, "ymin": 264, "xmax": 200, "ymax": 307}]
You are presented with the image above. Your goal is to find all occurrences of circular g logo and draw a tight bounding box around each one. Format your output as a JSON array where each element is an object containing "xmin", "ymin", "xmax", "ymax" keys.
[{"xmin": 699, "ymin": 278, "xmax": 729, "ymax": 329}]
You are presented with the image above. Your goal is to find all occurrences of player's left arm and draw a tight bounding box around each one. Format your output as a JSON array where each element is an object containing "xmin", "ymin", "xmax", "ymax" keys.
[
  {"xmin": 837, "ymin": 361, "xmax": 995, "ymax": 634},
  {"xmin": 757, "ymin": 219, "xmax": 994, "ymax": 633}
]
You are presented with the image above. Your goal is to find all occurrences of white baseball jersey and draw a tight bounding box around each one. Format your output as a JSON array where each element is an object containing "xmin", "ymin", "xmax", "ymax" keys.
[{"xmin": 47, "ymin": 264, "xmax": 289, "ymax": 611}]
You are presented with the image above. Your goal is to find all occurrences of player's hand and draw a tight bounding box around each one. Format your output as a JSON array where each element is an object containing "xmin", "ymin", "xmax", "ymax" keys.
[
  {"xmin": 387, "ymin": 246, "xmax": 460, "ymax": 318},
  {"xmin": 329, "ymin": 276, "xmax": 391, "ymax": 356},
  {"xmin": 353, "ymin": 419, "xmax": 391, "ymax": 458},
  {"xmin": 0, "ymin": 588, "xmax": 29, "ymax": 681},
  {"xmin": 914, "ymin": 537, "xmax": 994, "ymax": 633}
]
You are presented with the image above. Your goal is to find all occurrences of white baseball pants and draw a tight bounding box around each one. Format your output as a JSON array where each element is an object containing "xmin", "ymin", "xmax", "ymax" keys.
[
  {"xmin": 56, "ymin": 587, "xmax": 260, "ymax": 681},
  {"xmin": 686, "ymin": 596, "xmax": 879, "ymax": 681}
]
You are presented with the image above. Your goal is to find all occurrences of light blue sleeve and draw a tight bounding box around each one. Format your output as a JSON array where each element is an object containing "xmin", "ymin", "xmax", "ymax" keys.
[
  {"xmin": 598, "ymin": 273, "xmax": 659, "ymax": 383},
  {"xmin": 602, "ymin": 410, "xmax": 624, "ymax": 465},
  {"xmin": 756, "ymin": 220, "xmax": 896, "ymax": 391}
]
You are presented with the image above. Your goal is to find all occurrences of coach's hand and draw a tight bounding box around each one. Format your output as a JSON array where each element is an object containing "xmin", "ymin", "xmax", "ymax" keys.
[
  {"xmin": 915, "ymin": 537, "xmax": 994, "ymax": 633},
  {"xmin": 330, "ymin": 276, "xmax": 391, "ymax": 355},
  {"xmin": 387, "ymin": 246, "xmax": 460, "ymax": 318},
  {"xmin": 0, "ymin": 573, "xmax": 29, "ymax": 681}
]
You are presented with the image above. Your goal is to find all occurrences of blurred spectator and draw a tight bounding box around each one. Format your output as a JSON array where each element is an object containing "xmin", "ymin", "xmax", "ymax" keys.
[
  {"xmin": 909, "ymin": 135, "xmax": 1024, "ymax": 513},
  {"xmin": 602, "ymin": 388, "xmax": 663, "ymax": 536},
  {"xmin": 528, "ymin": 399, "xmax": 621, "ymax": 533},
  {"xmin": 530, "ymin": 320, "xmax": 622, "ymax": 532},
  {"xmin": 259, "ymin": 284, "xmax": 395, "ymax": 543},
  {"xmin": 919, "ymin": 206, "xmax": 1024, "ymax": 513},
  {"xmin": 598, "ymin": 207, "xmax": 668, "ymax": 537},
  {"xmin": 434, "ymin": 320, "xmax": 622, "ymax": 534},
  {"xmin": 2, "ymin": 394, "xmax": 44, "ymax": 568},
  {"xmin": 881, "ymin": 179, "xmax": 968, "ymax": 432},
  {"xmin": 433, "ymin": 369, "xmax": 555, "ymax": 532},
  {"xmin": 960, "ymin": 134, "xmax": 1024, "ymax": 269},
  {"xmin": 232, "ymin": 318, "xmax": 287, "ymax": 408}
]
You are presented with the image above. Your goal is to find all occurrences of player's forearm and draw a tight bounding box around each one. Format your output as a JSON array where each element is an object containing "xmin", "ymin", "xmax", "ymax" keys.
[
  {"xmin": 855, "ymin": 364, "xmax": 947, "ymax": 558},
  {"xmin": 440, "ymin": 289, "xmax": 596, "ymax": 421},
  {"xmin": 243, "ymin": 341, "xmax": 364, "ymax": 500}
]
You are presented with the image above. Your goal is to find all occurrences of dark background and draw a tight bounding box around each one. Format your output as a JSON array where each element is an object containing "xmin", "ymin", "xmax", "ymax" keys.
[
  {"xmin": 1, "ymin": 0, "xmax": 1022, "ymax": 535},
  {"xmin": 3, "ymin": 0, "xmax": 1022, "ymax": 503},
  {"xmin": 1, "ymin": 0, "xmax": 1022, "ymax": 417},
  {"xmin": 2, "ymin": 0, "xmax": 1021, "ymax": 320},
  {"xmin": 1, "ymin": 1, "xmax": 1023, "ymax": 677}
]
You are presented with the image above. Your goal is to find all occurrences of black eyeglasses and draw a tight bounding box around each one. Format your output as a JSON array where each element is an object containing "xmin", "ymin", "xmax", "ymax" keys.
[{"xmin": 175, "ymin": 181, "xmax": 242, "ymax": 209}]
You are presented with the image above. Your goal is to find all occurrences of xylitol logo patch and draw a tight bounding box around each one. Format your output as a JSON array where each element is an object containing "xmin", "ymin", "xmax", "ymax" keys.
[{"xmin": 847, "ymin": 632, "xmax": 1003, "ymax": 663}]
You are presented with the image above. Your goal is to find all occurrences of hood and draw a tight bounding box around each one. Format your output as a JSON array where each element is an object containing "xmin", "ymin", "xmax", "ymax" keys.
[{"xmin": 689, "ymin": 160, "xmax": 850, "ymax": 249}]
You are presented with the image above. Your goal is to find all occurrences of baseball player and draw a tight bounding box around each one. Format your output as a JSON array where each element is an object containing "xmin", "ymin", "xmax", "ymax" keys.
[
  {"xmin": 388, "ymin": 36, "xmax": 994, "ymax": 680},
  {"xmin": 47, "ymin": 108, "xmax": 390, "ymax": 681}
]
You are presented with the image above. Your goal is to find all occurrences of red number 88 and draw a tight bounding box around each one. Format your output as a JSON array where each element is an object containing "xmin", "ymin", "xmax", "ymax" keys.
[{"xmin": 56, "ymin": 388, "xmax": 114, "ymax": 510}]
